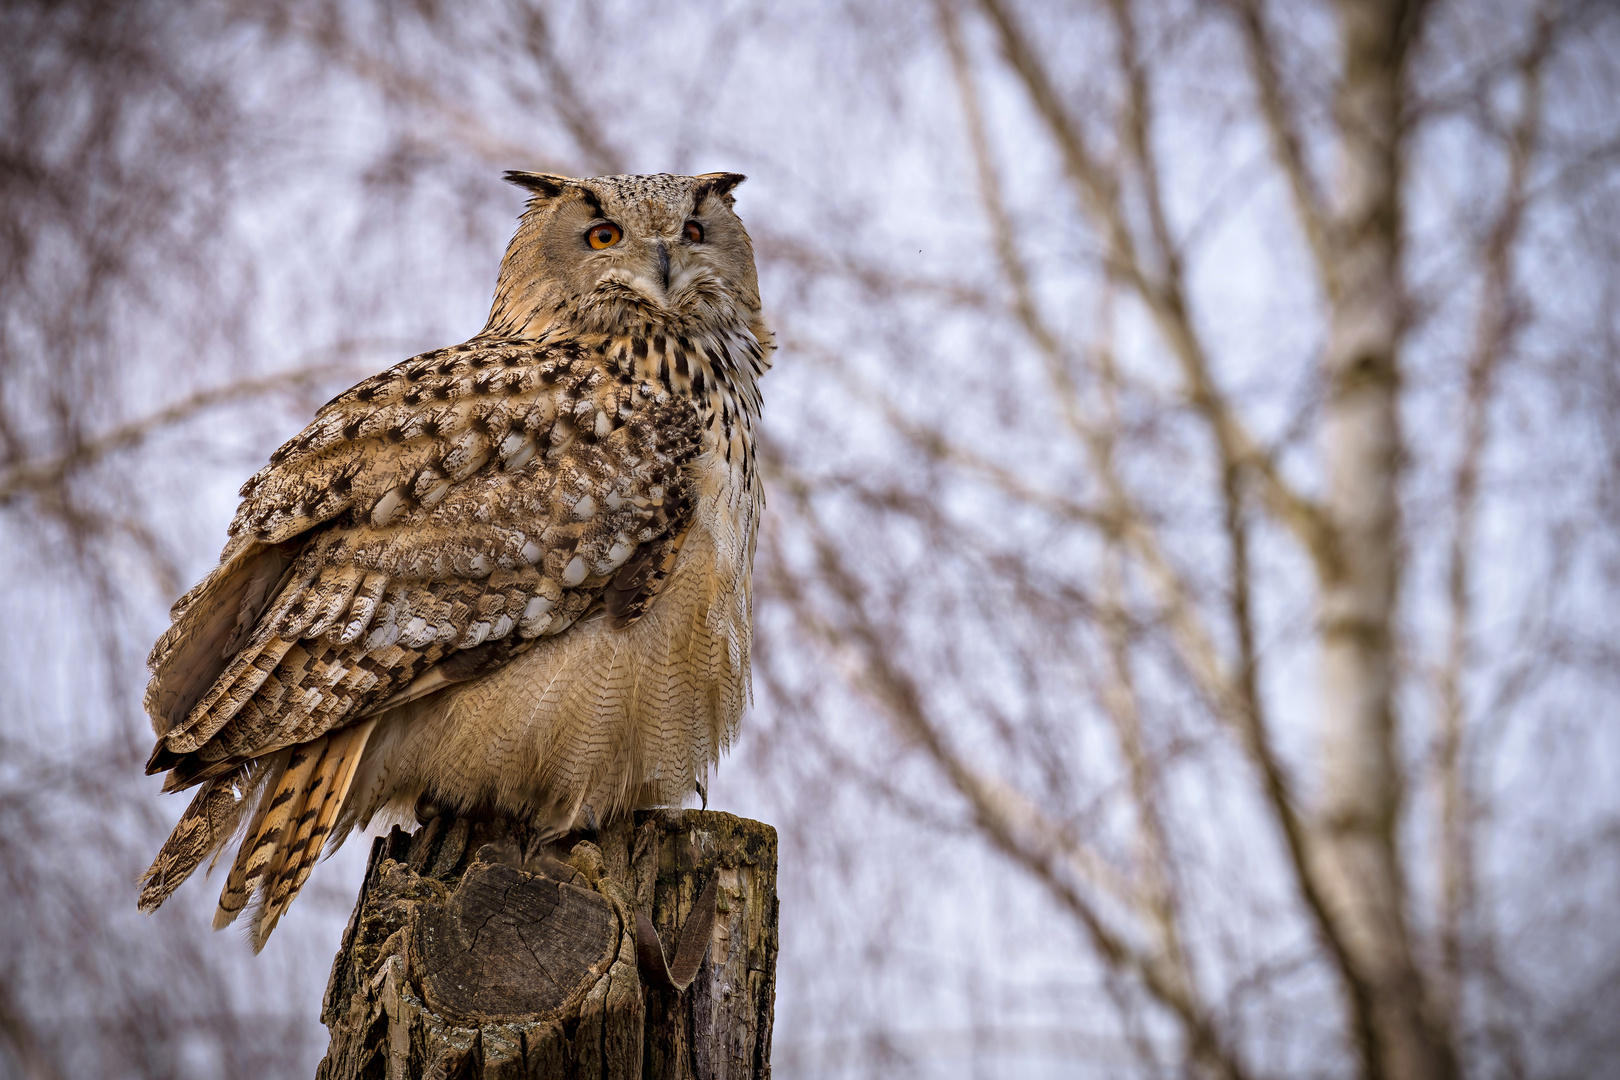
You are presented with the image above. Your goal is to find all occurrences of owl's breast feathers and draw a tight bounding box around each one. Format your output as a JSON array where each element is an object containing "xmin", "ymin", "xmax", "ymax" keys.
[{"xmin": 137, "ymin": 325, "xmax": 764, "ymax": 945}]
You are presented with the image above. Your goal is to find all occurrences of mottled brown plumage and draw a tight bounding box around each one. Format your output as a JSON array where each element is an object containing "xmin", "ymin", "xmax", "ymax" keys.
[{"xmin": 138, "ymin": 171, "xmax": 773, "ymax": 950}]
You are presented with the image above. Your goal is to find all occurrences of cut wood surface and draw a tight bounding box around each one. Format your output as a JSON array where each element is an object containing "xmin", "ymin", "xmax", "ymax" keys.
[{"xmin": 316, "ymin": 810, "xmax": 778, "ymax": 1079}]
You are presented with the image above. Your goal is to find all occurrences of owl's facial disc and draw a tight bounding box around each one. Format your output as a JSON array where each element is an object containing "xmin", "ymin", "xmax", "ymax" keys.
[
  {"xmin": 487, "ymin": 173, "xmax": 760, "ymax": 339},
  {"xmin": 584, "ymin": 218, "xmax": 718, "ymax": 315}
]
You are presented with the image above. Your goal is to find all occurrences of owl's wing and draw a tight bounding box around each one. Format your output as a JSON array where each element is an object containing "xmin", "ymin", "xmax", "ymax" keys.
[{"xmin": 143, "ymin": 335, "xmax": 701, "ymax": 792}]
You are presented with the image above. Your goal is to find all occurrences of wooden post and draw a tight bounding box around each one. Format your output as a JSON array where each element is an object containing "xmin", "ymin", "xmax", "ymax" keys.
[{"xmin": 316, "ymin": 810, "xmax": 778, "ymax": 1079}]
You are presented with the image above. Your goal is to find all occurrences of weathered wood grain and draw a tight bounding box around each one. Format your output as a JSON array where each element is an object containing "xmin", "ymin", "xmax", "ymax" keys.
[{"xmin": 316, "ymin": 810, "xmax": 777, "ymax": 1080}]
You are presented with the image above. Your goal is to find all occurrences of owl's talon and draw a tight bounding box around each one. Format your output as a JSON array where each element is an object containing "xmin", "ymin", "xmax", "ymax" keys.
[
  {"xmin": 577, "ymin": 805, "xmax": 601, "ymax": 842},
  {"xmin": 414, "ymin": 792, "xmax": 446, "ymax": 825},
  {"xmin": 474, "ymin": 839, "xmax": 523, "ymax": 868}
]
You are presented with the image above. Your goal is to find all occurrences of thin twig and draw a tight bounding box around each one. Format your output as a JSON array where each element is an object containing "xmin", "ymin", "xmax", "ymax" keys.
[
  {"xmin": 1434, "ymin": 0, "xmax": 1554, "ymax": 1048},
  {"xmin": 0, "ymin": 350, "xmax": 389, "ymax": 504},
  {"xmin": 1228, "ymin": 0, "xmax": 1337, "ymax": 295}
]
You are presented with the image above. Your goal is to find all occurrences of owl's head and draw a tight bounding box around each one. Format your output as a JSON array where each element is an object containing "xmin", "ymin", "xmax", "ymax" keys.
[{"xmin": 485, "ymin": 171, "xmax": 765, "ymax": 341}]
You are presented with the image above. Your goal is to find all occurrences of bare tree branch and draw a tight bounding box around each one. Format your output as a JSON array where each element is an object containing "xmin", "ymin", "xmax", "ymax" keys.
[
  {"xmin": 1228, "ymin": 0, "xmax": 1337, "ymax": 295},
  {"xmin": 504, "ymin": 0, "xmax": 627, "ymax": 175},
  {"xmin": 1434, "ymin": 0, "xmax": 1555, "ymax": 1044},
  {"xmin": 283, "ymin": 11, "xmax": 574, "ymax": 173},
  {"xmin": 774, "ymin": 461, "xmax": 1253, "ymax": 1080},
  {"xmin": 0, "ymin": 348, "xmax": 393, "ymax": 505},
  {"xmin": 0, "ymin": 978, "xmax": 63, "ymax": 1080},
  {"xmin": 950, "ymin": 17, "xmax": 1383, "ymax": 1045},
  {"xmin": 976, "ymin": 0, "xmax": 1340, "ymax": 582},
  {"xmin": 1313, "ymin": 2, "xmax": 1456, "ymax": 1077},
  {"xmin": 943, "ymin": 1, "xmax": 1243, "ymax": 741}
]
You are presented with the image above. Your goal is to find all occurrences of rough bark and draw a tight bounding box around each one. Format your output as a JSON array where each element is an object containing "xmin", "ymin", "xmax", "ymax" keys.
[
  {"xmin": 1315, "ymin": 2, "xmax": 1456, "ymax": 1078},
  {"xmin": 315, "ymin": 810, "xmax": 778, "ymax": 1080}
]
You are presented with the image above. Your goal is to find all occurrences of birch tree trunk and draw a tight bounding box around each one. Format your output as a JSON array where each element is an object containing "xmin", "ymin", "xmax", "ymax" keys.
[
  {"xmin": 1315, "ymin": 2, "xmax": 1456, "ymax": 1077},
  {"xmin": 315, "ymin": 810, "xmax": 778, "ymax": 1080}
]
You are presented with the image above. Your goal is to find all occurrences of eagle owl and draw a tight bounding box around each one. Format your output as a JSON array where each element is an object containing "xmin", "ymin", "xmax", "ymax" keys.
[{"xmin": 137, "ymin": 172, "xmax": 773, "ymax": 950}]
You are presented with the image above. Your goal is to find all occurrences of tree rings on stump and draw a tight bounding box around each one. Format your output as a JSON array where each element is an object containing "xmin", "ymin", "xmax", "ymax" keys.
[{"xmin": 412, "ymin": 856, "xmax": 617, "ymax": 1024}]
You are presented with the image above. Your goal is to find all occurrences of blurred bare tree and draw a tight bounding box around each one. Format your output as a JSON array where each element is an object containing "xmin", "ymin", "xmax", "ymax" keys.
[
  {"xmin": 0, "ymin": 3, "xmax": 325, "ymax": 1077},
  {"xmin": 2, "ymin": 1, "xmax": 1617, "ymax": 1078}
]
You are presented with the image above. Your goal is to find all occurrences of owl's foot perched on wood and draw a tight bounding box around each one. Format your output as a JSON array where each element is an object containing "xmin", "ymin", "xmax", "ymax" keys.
[{"xmin": 409, "ymin": 799, "xmax": 601, "ymax": 877}]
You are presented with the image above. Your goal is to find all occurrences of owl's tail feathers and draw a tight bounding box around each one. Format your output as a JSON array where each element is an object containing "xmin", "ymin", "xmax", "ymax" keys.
[
  {"xmin": 210, "ymin": 720, "xmax": 378, "ymax": 952},
  {"xmin": 250, "ymin": 719, "xmax": 377, "ymax": 950},
  {"xmin": 137, "ymin": 767, "xmax": 258, "ymax": 914},
  {"xmin": 210, "ymin": 748, "xmax": 294, "ymax": 931}
]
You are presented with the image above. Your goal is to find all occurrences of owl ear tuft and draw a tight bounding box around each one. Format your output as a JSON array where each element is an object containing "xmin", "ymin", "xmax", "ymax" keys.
[
  {"xmin": 694, "ymin": 172, "xmax": 747, "ymax": 205},
  {"xmin": 504, "ymin": 171, "xmax": 574, "ymax": 199}
]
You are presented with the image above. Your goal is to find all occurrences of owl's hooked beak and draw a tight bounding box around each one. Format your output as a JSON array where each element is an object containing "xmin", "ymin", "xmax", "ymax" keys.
[{"xmin": 601, "ymin": 234, "xmax": 685, "ymax": 315}]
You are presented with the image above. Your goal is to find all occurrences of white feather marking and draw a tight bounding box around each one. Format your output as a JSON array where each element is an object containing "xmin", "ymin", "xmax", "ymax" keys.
[
  {"xmin": 420, "ymin": 480, "xmax": 452, "ymax": 508},
  {"xmin": 371, "ymin": 486, "xmax": 404, "ymax": 527},
  {"xmin": 505, "ymin": 440, "xmax": 537, "ymax": 471},
  {"xmin": 400, "ymin": 617, "xmax": 434, "ymax": 647},
  {"xmin": 519, "ymin": 594, "xmax": 554, "ymax": 636},
  {"xmin": 366, "ymin": 618, "xmax": 401, "ymax": 650}
]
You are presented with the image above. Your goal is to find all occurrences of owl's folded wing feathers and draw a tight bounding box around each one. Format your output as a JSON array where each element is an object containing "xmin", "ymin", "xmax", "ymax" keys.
[
  {"xmin": 143, "ymin": 335, "xmax": 701, "ymax": 791},
  {"xmin": 137, "ymin": 336, "xmax": 701, "ymax": 937}
]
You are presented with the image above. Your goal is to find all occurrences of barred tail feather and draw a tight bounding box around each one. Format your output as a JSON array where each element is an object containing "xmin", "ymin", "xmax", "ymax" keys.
[
  {"xmin": 212, "ymin": 741, "xmax": 321, "ymax": 942},
  {"xmin": 251, "ymin": 719, "xmax": 377, "ymax": 950},
  {"xmin": 138, "ymin": 768, "xmax": 252, "ymax": 913},
  {"xmin": 197, "ymin": 725, "xmax": 374, "ymax": 951},
  {"xmin": 212, "ymin": 748, "xmax": 292, "ymax": 929}
]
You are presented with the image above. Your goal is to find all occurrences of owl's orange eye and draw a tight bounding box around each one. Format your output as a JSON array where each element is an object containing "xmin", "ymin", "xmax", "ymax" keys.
[
  {"xmin": 683, "ymin": 220, "xmax": 705, "ymax": 243},
  {"xmin": 586, "ymin": 222, "xmax": 622, "ymax": 249}
]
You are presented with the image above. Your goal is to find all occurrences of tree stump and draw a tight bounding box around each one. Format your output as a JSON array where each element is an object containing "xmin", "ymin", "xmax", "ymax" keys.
[{"xmin": 316, "ymin": 810, "xmax": 778, "ymax": 1080}]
